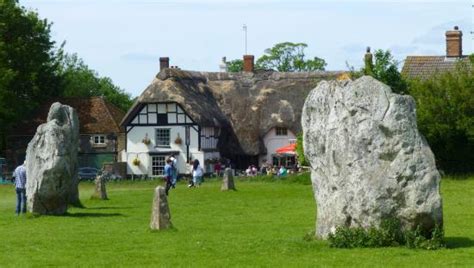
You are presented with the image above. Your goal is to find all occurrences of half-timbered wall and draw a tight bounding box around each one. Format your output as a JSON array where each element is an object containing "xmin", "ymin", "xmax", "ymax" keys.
[{"xmin": 125, "ymin": 102, "xmax": 204, "ymax": 177}]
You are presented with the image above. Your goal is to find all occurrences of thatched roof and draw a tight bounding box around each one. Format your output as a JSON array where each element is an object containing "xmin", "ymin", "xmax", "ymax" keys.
[{"xmin": 122, "ymin": 69, "xmax": 344, "ymax": 155}]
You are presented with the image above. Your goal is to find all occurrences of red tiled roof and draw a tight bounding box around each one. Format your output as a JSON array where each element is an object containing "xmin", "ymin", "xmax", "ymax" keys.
[
  {"xmin": 402, "ymin": 56, "xmax": 470, "ymax": 80},
  {"xmin": 11, "ymin": 97, "xmax": 125, "ymax": 135}
]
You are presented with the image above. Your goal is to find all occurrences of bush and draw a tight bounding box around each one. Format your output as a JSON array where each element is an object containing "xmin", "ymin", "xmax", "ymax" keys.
[{"xmin": 327, "ymin": 219, "xmax": 445, "ymax": 250}]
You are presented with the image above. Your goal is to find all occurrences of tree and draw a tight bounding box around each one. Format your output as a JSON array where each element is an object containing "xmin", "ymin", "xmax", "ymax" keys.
[
  {"xmin": 408, "ymin": 57, "xmax": 474, "ymax": 173},
  {"xmin": 359, "ymin": 49, "xmax": 407, "ymax": 94},
  {"xmin": 256, "ymin": 42, "xmax": 326, "ymax": 72},
  {"xmin": 296, "ymin": 133, "xmax": 309, "ymax": 166},
  {"xmin": 226, "ymin": 59, "xmax": 243, "ymax": 73},
  {"xmin": 58, "ymin": 53, "xmax": 133, "ymax": 111},
  {"xmin": 0, "ymin": 0, "xmax": 62, "ymax": 148}
]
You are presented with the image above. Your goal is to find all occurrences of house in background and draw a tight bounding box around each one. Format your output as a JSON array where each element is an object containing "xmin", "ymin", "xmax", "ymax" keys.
[
  {"xmin": 121, "ymin": 56, "xmax": 344, "ymax": 177},
  {"xmin": 5, "ymin": 97, "xmax": 126, "ymax": 171},
  {"xmin": 402, "ymin": 26, "xmax": 470, "ymax": 79}
]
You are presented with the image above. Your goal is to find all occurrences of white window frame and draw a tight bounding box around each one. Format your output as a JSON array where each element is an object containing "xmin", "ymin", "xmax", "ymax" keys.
[
  {"xmin": 151, "ymin": 156, "xmax": 166, "ymax": 176},
  {"xmin": 92, "ymin": 135, "xmax": 106, "ymax": 145},
  {"xmin": 155, "ymin": 128, "xmax": 171, "ymax": 147}
]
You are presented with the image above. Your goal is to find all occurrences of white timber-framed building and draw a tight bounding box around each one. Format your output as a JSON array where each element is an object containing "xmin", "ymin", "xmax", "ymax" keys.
[{"xmin": 121, "ymin": 56, "xmax": 344, "ymax": 177}]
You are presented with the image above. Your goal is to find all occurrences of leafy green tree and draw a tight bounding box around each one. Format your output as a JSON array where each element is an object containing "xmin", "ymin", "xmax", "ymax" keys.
[
  {"xmin": 256, "ymin": 42, "xmax": 326, "ymax": 72},
  {"xmin": 408, "ymin": 57, "xmax": 474, "ymax": 173},
  {"xmin": 360, "ymin": 49, "xmax": 407, "ymax": 94},
  {"xmin": 58, "ymin": 53, "xmax": 133, "ymax": 111},
  {"xmin": 0, "ymin": 0, "xmax": 62, "ymax": 147},
  {"xmin": 296, "ymin": 133, "xmax": 308, "ymax": 166},
  {"xmin": 226, "ymin": 42, "xmax": 326, "ymax": 73},
  {"xmin": 226, "ymin": 59, "xmax": 243, "ymax": 73},
  {"xmin": 349, "ymin": 49, "xmax": 407, "ymax": 94}
]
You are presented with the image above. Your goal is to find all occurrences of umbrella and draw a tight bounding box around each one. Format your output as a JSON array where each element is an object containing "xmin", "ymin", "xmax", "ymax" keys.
[{"xmin": 275, "ymin": 143, "xmax": 297, "ymax": 154}]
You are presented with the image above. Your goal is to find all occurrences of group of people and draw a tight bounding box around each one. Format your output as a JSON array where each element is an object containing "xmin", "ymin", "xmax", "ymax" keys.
[
  {"xmin": 244, "ymin": 163, "xmax": 289, "ymax": 177},
  {"xmin": 163, "ymin": 155, "xmax": 205, "ymax": 195}
]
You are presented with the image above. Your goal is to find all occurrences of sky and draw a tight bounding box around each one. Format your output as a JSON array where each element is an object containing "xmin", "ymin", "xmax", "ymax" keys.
[{"xmin": 21, "ymin": 0, "xmax": 473, "ymax": 97}]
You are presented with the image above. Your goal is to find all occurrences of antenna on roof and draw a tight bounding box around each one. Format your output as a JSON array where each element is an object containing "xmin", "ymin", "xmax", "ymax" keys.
[{"xmin": 243, "ymin": 24, "xmax": 248, "ymax": 55}]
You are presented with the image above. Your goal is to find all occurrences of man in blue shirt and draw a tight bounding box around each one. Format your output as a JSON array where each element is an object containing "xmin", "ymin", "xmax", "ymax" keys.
[
  {"xmin": 13, "ymin": 161, "xmax": 27, "ymax": 215},
  {"xmin": 164, "ymin": 158, "xmax": 173, "ymax": 196}
]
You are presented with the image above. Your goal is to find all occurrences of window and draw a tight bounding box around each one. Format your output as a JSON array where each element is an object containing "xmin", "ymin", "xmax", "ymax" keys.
[
  {"xmin": 276, "ymin": 127, "xmax": 288, "ymax": 136},
  {"xmin": 92, "ymin": 135, "xmax": 106, "ymax": 144},
  {"xmin": 152, "ymin": 156, "xmax": 165, "ymax": 176},
  {"xmin": 155, "ymin": 129, "xmax": 170, "ymax": 147}
]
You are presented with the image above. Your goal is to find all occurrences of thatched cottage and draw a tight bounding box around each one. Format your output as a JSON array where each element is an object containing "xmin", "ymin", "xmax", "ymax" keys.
[{"xmin": 121, "ymin": 56, "xmax": 344, "ymax": 176}]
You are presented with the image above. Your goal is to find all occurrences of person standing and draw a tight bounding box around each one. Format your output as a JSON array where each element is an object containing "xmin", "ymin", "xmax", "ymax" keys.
[
  {"xmin": 192, "ymin": 159, "xmax": 203, "ymax": 187},
  {"xmin": 169, "ymin": 155, "xmax": 178, "ymax": 188},
  {"xmin": 163, "ymin": 158, "xmax": 173, "ymax": 195},
  {"xmin": 13, "ymin": 161, "xmax": 27, "ymax": 215}
]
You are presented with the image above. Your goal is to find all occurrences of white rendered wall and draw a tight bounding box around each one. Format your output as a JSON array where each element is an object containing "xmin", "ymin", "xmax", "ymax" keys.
[
  {"xmin": 126, "ymin": 125, "xmax": 199, "ymax": 176},
  {"xmin": 259, "ymin": 128, "xmax": 296, "ymax": 165}
]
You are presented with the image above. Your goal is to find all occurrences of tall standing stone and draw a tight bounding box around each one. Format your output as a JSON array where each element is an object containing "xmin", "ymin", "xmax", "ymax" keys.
[
  {"xmin": 221, "ymin": 168, "xmax": 236, "ymax": 191},
  {"xmin": 91, "ymin": 171, "xmax": 109, "ymax": 200},
  {"xmin": 302, "ymin": 76, "xmax": 443, "ymax": 239},
  {"xmin": 25, "ymin": 102, "xmax": 79, "ymax": 215},
  {"xmin": 150, "ymin": 186, "xmax": 172, "ymax": 230}
]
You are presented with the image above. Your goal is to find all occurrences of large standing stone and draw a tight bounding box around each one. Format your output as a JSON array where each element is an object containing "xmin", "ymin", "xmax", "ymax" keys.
[
  {"xmin": 150, "ymin": 186, "xmax": 172, "ymax": 230},
  {"xmin": 91, "ymin": 171, "xmax": 109, "ymax": 200},
  {"xmin": 302, "ymin": 76, "xmax": 443, "ymax": 239},
  {"xmin": 221, "ymin": 168, "xmax": 236, "ymax": 191},
  {"xmin": 26, "ymin": 102, "xmax": 80, "ymax": 215}
]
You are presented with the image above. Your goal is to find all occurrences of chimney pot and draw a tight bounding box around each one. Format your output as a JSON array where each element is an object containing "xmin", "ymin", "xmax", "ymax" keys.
[
  {"xmin": 159, "ymin": 57, "xmax": 170, "ymax": 71},
  {"xmin": 243, "ymin": 55, "xmax": 254, "ymax": 72},
  {"xmin": 446, "ymin": 27, "xmax": 462, "ymax": 57}
]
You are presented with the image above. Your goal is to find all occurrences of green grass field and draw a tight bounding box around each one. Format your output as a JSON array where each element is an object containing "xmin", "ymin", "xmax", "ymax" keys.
[{"xmin": 0, "ymin": 175, "xmax": 473, "ymax": 267}]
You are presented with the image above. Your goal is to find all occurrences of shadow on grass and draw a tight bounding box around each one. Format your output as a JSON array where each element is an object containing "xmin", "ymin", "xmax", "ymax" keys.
[
  {"xmin": 445, "ymin": 237, "xmax": 474, "ymax": 248},
  {"xmin": 63, "ymin": 212, "xmax": 123, "ymax": 218},
  {"xmin": 84, "ymin": 206, "xmax": 136, "ymax": 210}
]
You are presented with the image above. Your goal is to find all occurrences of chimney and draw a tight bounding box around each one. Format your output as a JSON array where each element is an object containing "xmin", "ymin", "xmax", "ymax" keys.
[
  {"xmin": 159, "ymin": 57, "xmax": 169, "ymax": 71},
  {"xmin": 243, "ymin": 55, "xmax": 254, "ymax": 72},
  {"xmin": 364, "ymin": 46, "xmax": 374, "ymax": 75},
  {"xmin": 446, "ymin": 26, "xmax": 462, "ymax": 57}
]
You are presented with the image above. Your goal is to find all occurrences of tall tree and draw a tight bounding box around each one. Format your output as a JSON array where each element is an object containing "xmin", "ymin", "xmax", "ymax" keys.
[
  {"xmin": 0, "ymin": 0, "xmax": 61, "ymax": 148},
  {"xmin": 256, "ymin": 42, "xmax": 326, "ymax": 72},
  {"xmin": 58, "ymin": 53, "xmax": 133, "ymax": 111}
]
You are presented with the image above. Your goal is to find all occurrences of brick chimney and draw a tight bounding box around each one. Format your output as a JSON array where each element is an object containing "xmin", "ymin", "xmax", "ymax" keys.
[
  {"xmin": 243, "ymin": 55, "xmax": 254, "ymax": 72},
  {"xmin": 159, "ymin": 57, "xmax": 170, "ymax": 71},
  {"xmin": 446, "ymin": 26, "xmax": 462, "ymax": 58}
]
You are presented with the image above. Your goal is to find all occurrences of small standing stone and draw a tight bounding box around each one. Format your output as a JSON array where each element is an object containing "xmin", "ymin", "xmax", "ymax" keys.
[
  {"xmin": 150, "ymin": 186, "xmax": 172, "ymax": 230},
  {"xmin": 91, "ymin": 171, "xmax": 109, "ymax": 200},
  {"xmin": 221, "ymin": 168, "xmax": 236, "ymax": 191}
]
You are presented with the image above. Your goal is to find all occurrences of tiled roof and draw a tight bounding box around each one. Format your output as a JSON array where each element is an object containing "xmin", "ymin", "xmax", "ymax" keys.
[
  {"xmin": 402, "ymin": 56, "xmax": 470, "ymax": 80},
  {"xmin": 11, "ymin": 97, "xmax": 125, "ymax": 135}
]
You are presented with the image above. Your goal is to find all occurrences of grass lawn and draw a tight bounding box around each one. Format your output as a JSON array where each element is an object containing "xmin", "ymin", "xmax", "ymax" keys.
[{"xmin": 0, "ymin": 175, "xmax": 473, "ymax": 267}]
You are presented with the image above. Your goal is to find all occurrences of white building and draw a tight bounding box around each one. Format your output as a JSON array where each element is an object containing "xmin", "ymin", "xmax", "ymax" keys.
[{"xmin": 121, "ymin": 56, "xmax": 343, "ymax": 177}]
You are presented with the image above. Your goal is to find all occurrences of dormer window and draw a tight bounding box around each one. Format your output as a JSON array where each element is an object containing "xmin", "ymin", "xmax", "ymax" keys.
[{"xmin": 276, "ymin": 127, "xmax": 288, "ymax": 136}]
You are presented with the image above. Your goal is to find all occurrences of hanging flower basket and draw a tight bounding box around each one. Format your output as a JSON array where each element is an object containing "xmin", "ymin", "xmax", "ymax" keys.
[
  {"xmin": 142, "ymin": 133, "xmax": 151, "ymax": 145},
  {"xmin": 132, "ymin": 157, "xmax": 141, "ymax": 166},
  {"xmin": 175, "ymin": 133, "xmax": 182, "ymax": 145}
]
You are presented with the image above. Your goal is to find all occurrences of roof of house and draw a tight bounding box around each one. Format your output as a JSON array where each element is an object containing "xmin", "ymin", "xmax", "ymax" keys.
[
  {"xmin": 122, "ymin": 69, "xmax": 345, "ymax": 156},
  {"xmin": 402, "ymin": 56, "xmax": 470, "ymax": 80},
  {"xmin": 11, "ymin": 97, "xmax": 126, "ymax": 135}
]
